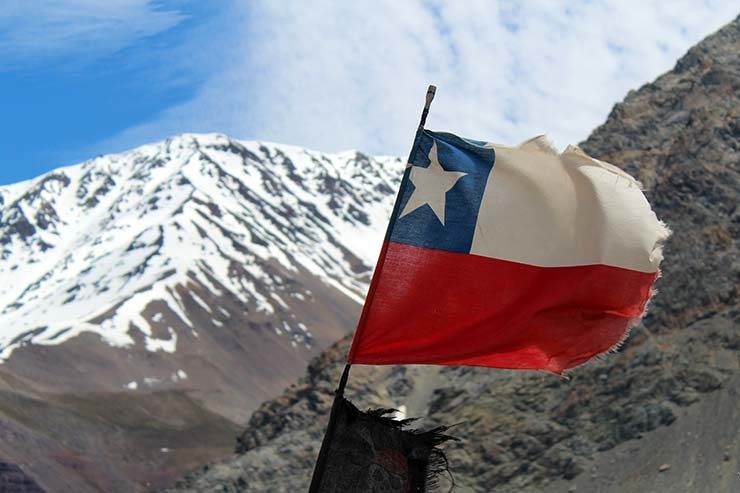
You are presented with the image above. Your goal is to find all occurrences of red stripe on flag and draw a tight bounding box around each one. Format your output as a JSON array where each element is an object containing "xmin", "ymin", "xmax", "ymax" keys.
[{"xmin": 348, "ymin": 241, "xmax": 657, "ymax": 373}]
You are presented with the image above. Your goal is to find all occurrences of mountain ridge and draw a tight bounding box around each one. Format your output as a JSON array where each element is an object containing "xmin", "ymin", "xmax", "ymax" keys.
[
  {"xmin": 1, "ymin": 133, "xmax": 401, "ymax": 359},
  {"xmin": 0, "ymin": 134, "xmax": 402, "ymax": 491}
]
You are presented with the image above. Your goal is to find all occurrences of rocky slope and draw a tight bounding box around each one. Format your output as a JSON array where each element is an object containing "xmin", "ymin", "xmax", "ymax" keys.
[
  {"xmin": 168, "ymin": 15, "xmax": 740, "ymax": 493},
  {"xmin": 0, "ymin": 136, "xmax": 401, "ymax": 491},
  {"xmin": 0, "ymin": 462, "xmax": 44, "ymax": 493}
]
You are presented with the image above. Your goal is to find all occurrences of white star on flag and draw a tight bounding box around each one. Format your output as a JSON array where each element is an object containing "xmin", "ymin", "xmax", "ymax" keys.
[{"xmin": 399, "ymin": 142, "xmax": 467, "ymax": 225}]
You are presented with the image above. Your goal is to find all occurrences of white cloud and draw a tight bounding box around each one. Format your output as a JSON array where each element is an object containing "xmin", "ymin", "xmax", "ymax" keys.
[
  {"xmin": 101, "ymin": 1, "xmax": 738, "ymax": 156},
  {"xmin": 0, "ymin": 0, "xmax": 185, "ymax": 65}
]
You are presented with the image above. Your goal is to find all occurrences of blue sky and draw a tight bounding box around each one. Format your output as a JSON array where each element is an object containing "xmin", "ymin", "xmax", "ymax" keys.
[
  {"xmin": 1, "ymin": 1, "xmax": 737, "ymax": 185},
  {"xmin": 1, "ymin": 1, "xmax": 224, "ymax": 183}
]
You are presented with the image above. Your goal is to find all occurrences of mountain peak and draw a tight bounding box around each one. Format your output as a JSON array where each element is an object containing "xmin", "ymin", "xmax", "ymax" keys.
[
  {"xmin": 0, "ymin": 134, "xmax": 402, "ymax": 361},
  {"xmin": 0, "ymin": 133, "xmax": 407, "ymax": 491}
]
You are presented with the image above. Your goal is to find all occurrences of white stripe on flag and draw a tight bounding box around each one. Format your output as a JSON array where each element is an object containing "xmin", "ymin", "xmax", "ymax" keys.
[{"xmin": 470, "ymin": 136, "xmax": 669, "ymax": 273}]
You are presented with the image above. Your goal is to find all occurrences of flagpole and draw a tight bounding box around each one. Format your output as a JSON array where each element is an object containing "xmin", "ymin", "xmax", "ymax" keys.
[
  {"xmin": 308, "ymin": 364, "xmax": 350, "ymax": 493},
  {"xmin": 419, "ymin": 84, "xmax": 436, "ymax": 129},
  {"xmin": 308, "ymin": 85, "xmax": 437, "ymax": 492}
]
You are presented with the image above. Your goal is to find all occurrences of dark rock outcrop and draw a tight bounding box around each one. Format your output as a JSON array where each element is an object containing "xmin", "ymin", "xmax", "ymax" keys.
[{"xmin": 0, "ymin": 462, "xmax": 45, "ymax": 493}]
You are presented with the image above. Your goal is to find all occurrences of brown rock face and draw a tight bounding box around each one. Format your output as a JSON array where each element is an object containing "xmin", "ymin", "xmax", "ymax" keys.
[
  {"xmin": 167, "ymin": 15, "xmax": 740, "ymax": 493},
  {"xmin": 582, "ymin": 16, "xmax": 740, "ymax": 332}
]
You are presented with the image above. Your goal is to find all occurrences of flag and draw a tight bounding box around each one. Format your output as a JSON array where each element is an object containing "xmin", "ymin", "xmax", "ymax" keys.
[
  {"xmin": 310, "ymin": 396, "xmax": 454, "ymax": 492},
  {"xmin": 348, "ymin": 130, "xmax": 669, "ymax": 373}
]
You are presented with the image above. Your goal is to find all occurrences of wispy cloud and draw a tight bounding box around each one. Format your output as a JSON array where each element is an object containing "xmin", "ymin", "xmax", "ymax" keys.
[
  {"xmin": 68, "ymin": 2, "xmax": 740, "ymax": 156},
  {"xmin": 0, "ymin": 0, "xmax": 185, "ymax": 67}
]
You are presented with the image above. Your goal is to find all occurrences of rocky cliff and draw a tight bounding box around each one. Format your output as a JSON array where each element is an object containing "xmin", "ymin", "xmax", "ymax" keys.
[{"xmin": 168, "ymin": 15, "xmax": 740, "ymax": 493}]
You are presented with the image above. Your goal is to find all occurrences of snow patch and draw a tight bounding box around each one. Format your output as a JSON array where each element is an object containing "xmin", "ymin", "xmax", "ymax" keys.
[
  {"xmin": 189, "ymin": 291, "xmax": 212, "ymax": 313},
  {"xmin": 144, "ymin": 327, "xmax": 177, "ymax": 353}
]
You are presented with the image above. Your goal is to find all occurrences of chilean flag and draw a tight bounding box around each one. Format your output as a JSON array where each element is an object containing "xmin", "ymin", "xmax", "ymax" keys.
[{"xmin": 348, "ymin": 130, "xmax": 669, "ymax": 373}]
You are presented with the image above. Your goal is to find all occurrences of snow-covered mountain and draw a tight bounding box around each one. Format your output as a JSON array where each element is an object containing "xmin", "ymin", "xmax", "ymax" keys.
[
  {"xmin": 0, "ymin": 133, "xmax": 402, "ymax": 492},
  {"xmin": 1, "ymin": 133, "xmax": 398, "ymax": 360}
]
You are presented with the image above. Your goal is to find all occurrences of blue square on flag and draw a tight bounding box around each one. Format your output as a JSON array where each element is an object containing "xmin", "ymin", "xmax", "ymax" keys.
[{"xmin": 389, "ymin": 131, "xmax": 495, "ymax": 254}]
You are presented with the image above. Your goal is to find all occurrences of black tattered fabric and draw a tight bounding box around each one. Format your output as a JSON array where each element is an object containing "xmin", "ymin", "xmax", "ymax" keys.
[{"xmin": 312, "ymin": 397, "xmax": 454, "ymax": 493}]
